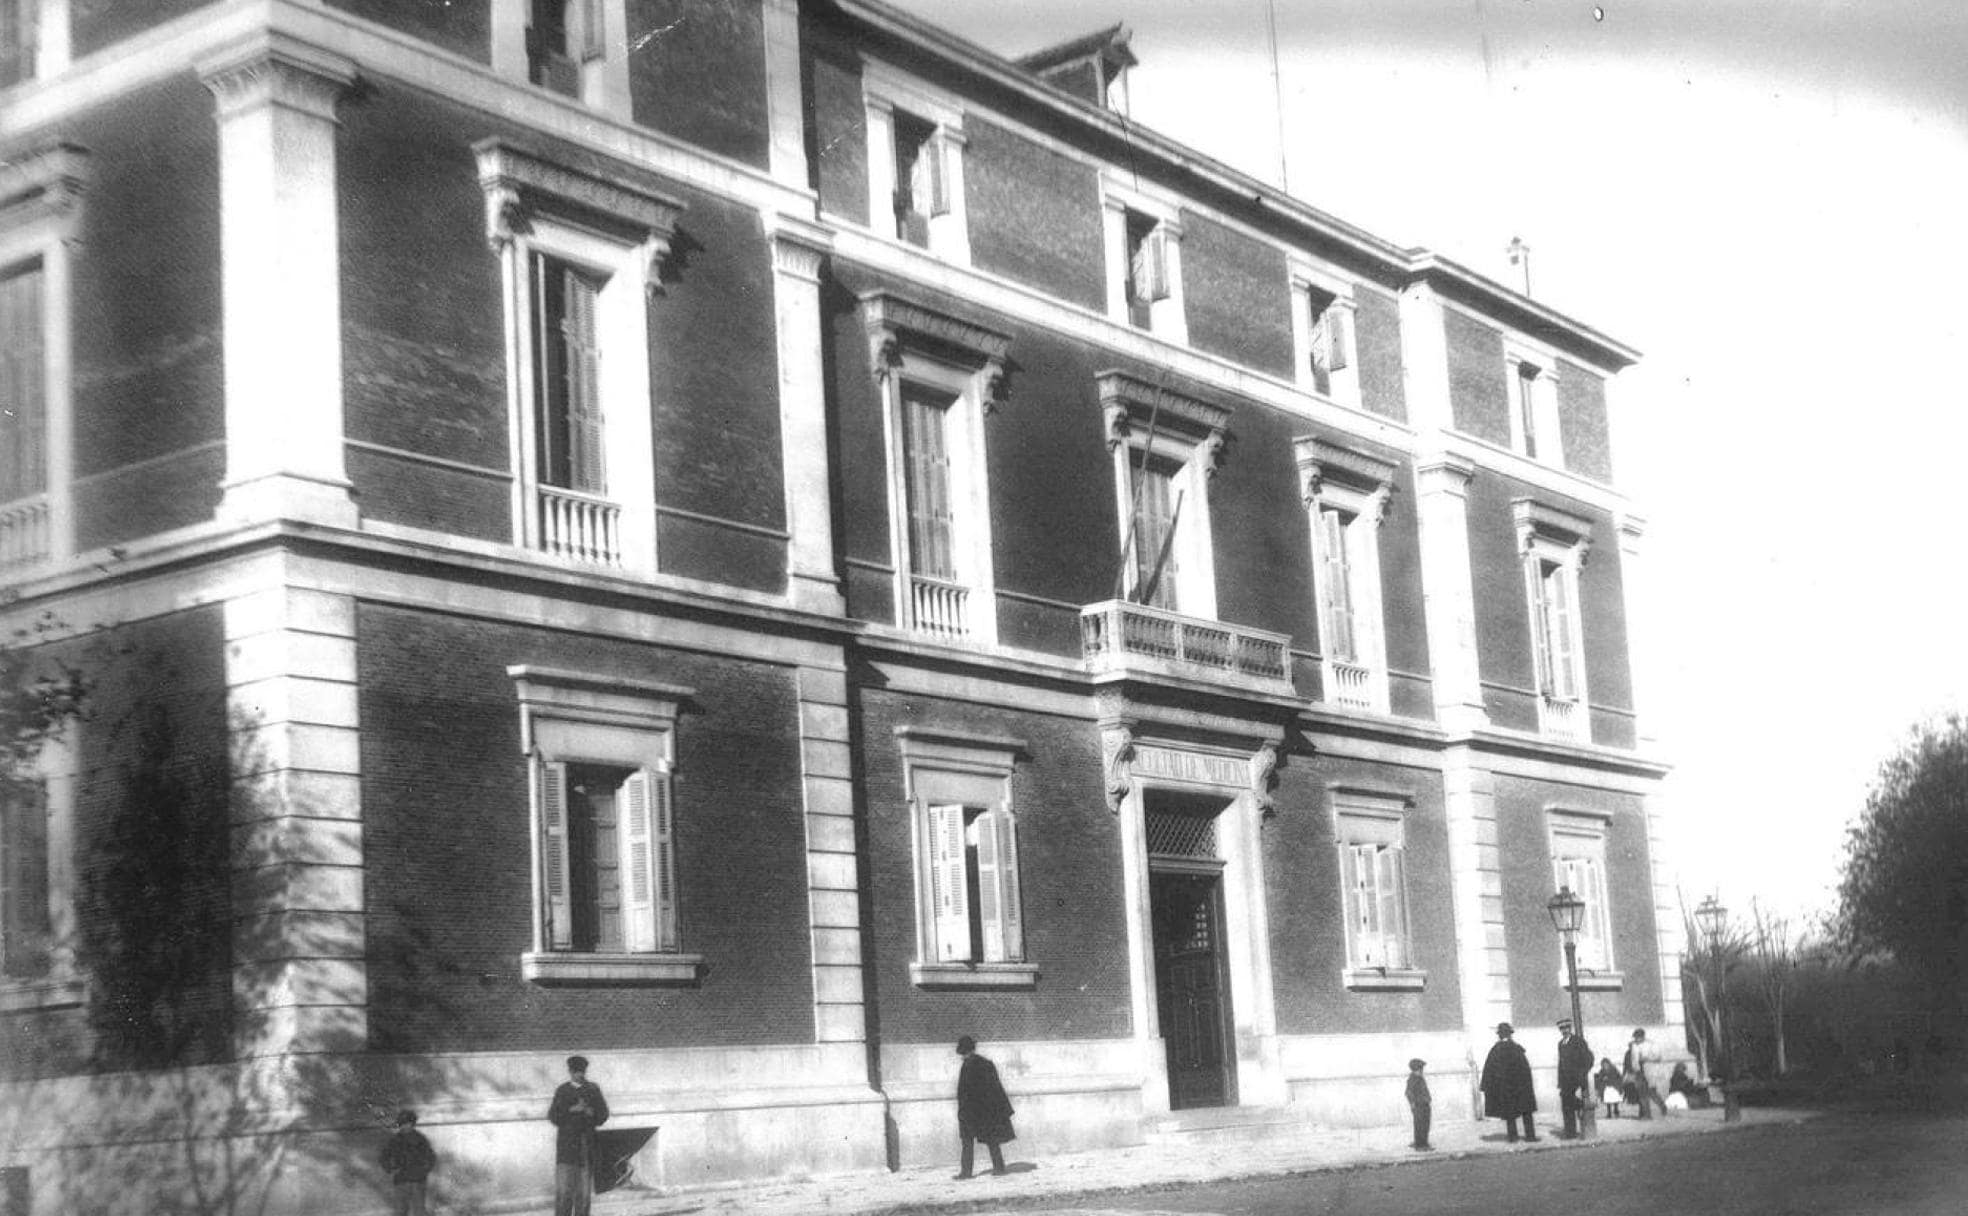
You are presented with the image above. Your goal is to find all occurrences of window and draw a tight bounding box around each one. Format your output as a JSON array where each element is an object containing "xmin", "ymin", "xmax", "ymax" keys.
[
  {"xmin": 1505, "ymin": 344, "xmax": 1564, "ymax": 465},
  {"xmin": 1549, "ymin": 811, "xmax": 1619, "ymax": 986},
  {"xmin": 476, "ymin": 139, "xmax": 682, "ymax": 576},
  {"xmin": 0, "ymin": 782, "xmax": 49, "ymax": 981},
  {"xmin": 1291, "ymin": 274, "xmax": 1359, "ymax": 406},
  {"xmin": 1514, "ymin": 498, "xmax": 1592, "ymax": 741},
  {"xmin": 1102, "ymin": 187, "xmax": 1186, "ymax": 342},
  {"xmin": 1333, "ymin": 791, "xmax": 1423, "ymax": 990},
  {"xmin": 864, "ymin": 291, "xmax": 1009, "ymax": 643},
  {"xmin": 862, "ymin": 68, "xmax": 970, "ymax": 262},
  {"xmin": 0, "ymin": 728, "xmax": 82, "ymax": 1012},
  {"xmin": 899, "ymin": 727, "xmax": 1033, "ymax": 989},
  {"xmin": 523, "ymin": 0, "xmax": 623, "ymax": 105},
  {"xmin": 1296, "ymin": 437, "xmax": 1395, "ymax": 712},
  {"xmin": 0, "ymin": 144, "xmax": 84, "ymax": 574},
  {"xmin": 1100, "ymin": 372, "xmax": 1227, "ymax": 619},
  {"xmin": 1, "ymin": 0, "xmax": 37, "ymax": 88},
  {"xmin": 510, "ymin": 666, "xmax": 699, "ymax": 985}
]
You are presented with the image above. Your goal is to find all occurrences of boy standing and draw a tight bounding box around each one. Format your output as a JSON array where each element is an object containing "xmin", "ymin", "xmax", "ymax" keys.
[
  {"xmin": 1405, "ymin": 1058, "xmax": 1431, "ymax": 1150},
  {"xmin": 380, "ymin": 1109, "xmax": 436, "ymax": 1216}
]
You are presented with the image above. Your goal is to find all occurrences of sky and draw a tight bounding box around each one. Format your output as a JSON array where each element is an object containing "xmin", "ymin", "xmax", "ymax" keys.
[{"xmin": 895, "ymin": 0, "xmax": 1968, "ymax": 926}]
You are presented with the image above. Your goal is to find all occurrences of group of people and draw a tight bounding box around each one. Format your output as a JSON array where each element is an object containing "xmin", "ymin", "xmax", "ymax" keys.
[
  {"xmin": 376, "ymin": 1040, "xmax": 1020, "ymax": 1213},
  {"xmin": 1419, "ymin": 1021, "xmax": 1695, "ymax": 1150}
]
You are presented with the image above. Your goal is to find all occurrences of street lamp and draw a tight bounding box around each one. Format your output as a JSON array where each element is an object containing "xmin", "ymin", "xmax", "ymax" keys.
[
  {"xmin": 1693, "ymin": 895, "xmax": 1741, "ymax": 1122},
  {"xmin": 1546, "ymin": 886, "xmax": 1595, "ymax": 1139}
]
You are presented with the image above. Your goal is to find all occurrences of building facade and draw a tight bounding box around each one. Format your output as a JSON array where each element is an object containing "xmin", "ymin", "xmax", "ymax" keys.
[{"xmin": 0, "ymin": 1, "xmax": 1676, "ymax": 1211}]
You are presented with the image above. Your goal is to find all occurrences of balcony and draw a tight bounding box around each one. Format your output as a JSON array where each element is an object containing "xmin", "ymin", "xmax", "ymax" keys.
[
  {"xmin": 537, "ymin": 485, "xmax": 621, "ymax": 566},
  {"xmin": 1539, "ymin": 694, "xmax": 1587, "ymax": 742},
  {"xmin": 1322, "ymin": 656, "xmax": 1382, "ymax": 711},
  {"xmin": 1080, "ymin": 600, "xmax": 1292, "ymax": 694},
  {"xmin": 908, "ymin": 574, "xmax": 974, "ymax": 640},
  {"xmin": 0, "ymin": 494, "xmax": 50, "ymax": 570}
]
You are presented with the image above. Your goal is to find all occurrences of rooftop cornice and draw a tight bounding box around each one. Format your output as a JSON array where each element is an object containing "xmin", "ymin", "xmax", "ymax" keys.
[{"xmin": 826, "ymin": 0, "xmax": 1640, "ymax": 373}]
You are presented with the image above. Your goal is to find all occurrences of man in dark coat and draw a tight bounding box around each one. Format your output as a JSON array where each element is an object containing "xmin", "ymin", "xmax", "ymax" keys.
[
  {"xmin": 1479, "ymin": 1022, "xmax": 1538, "ymax": 1142},
  {"xmin": 547, "ymin": 1055, "xmax": 610, "ymax": 1216},
  {"xmin": 379, "ymin": 1109, "xmax": 436, "ymax": 1216},
  {"xmin": 1556, "ymin": 1018, "xmax": 1594, "ymax": 1138},
  {"xmin": 954, "ymin": 1035, "xmax": 1016, "ymax": 1179}
]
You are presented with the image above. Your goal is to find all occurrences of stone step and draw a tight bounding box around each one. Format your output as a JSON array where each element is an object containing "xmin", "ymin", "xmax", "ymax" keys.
[{"xmin": 1142, "ymin": 1105, "xmax": 1322, "ymax": 1147}]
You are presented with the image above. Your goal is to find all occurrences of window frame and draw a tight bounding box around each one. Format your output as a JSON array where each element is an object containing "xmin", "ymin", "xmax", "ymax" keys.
[
  {"xmin": 1504, "ymin": 336, "xmax": 1565, "ymax": 466},
  {"xmin": 0, "ymin": 143, "xmax": 85, "ymax": 577},
  {"xmin": 1295, "ymin": 437, "xmax": 1396, "ymax": 713},
  {"xmin": 1099, "ymin": 371, "xmax": 1228, "ymax": 619},
  {"xmin": 1101, "ymin": 178, "xmax": 1187, "ymax": 343},
  {"xmin": 1548, "ymin": 809, "xmax": 1621, "ymax": 989},
  {"xmin": 1289, "ymin": 263, "xmax": 1360, "ymax": 408},
  {"xmin": 1331, "ymin": 788, "xmax": 1424, "ymax": 991},
  {"xmin": 862, "ymin": 61, "xmax": 971, "ymax": 264},
  {"xmin": 863, "ymin": 291, "xmax": 1010, "ymax": 645},
  {"xmin": 898, "ymin": 726, "xmax": 1034, "ymax": 990},
  {"xmin": 476, "ymin": 139, "xmax": 683, "ymax": 578},
  {"xmin": 509, "ymin": 665, "xmax": 700, "ymax": 986},
  {"xmin": 1513, "ymin": 498, "xmax": 1593, "ymax": 741},
  {"xmin": 0, "ymin": 726, "xmax": 83, "ymax": 1014},
  {"xmin": 493, "ymin": 0, "xmax": 629, "ymax": 114}
]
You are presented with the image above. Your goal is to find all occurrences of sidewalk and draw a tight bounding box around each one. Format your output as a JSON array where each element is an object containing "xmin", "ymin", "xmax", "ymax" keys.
[{"xmin": 597, "ymin": 1105, "xmax": 1806, "ymax": 1216}]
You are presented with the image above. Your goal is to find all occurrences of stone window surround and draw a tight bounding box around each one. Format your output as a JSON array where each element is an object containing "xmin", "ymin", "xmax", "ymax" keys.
[
  {"xmin": 1098, "ymin": 370, "xmax": 1229, "ymax": 619},
  {"xmin": 1295, "ymin": 436, "xmax": 1397, "ymax": 713},
  {"xmin": 1547, "ymin": 805, "xmax": 1622, "ymax": 990},
  {"xmin": 861, "ymin": 56, "xmax": 972, "ymax": 263},
  {"xmin": 1330, "ymin": 785, "xmax": 1426, "ymax": 992}
]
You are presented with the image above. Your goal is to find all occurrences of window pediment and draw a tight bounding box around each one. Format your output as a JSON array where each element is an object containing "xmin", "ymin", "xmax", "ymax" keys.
[
  {"xmin": 1512, "ymin": 497, "xmax": 1593, "ymax": 560},
  {"xmin": 861, "ymin": 291, "xmax": 1012, "ymax": 407},
  {"xmin": 0, "ymin": 143, "xmax": 91, "ymax": 232},
  {"xmin": 1293, "ymin": 436, "xmax": 1397, "ymax": 513},
  {"xmin": 1096, "ymin": 370, "xmax": 1232, "ymax": 463},
  {"xmin": 474, "ymin": 138, "xmax": 686, "ymax": 259}
]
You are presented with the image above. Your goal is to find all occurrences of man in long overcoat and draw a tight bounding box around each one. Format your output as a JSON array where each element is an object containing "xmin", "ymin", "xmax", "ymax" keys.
[
  {"xmin": 1556, "ymin": 1018, "xmax": 1594, "ymax": 1137},
  {"xmin": 954, "ymin": 1035, "xmax": 1016, "ymax": 1179},
  {"xmin": 547, "ymin": 1055, "xmax": 610, "ymax": 1216},
  {"xmin": 1480, "ymin": 1022, "xmax": 1538, "ymax": 1143}
]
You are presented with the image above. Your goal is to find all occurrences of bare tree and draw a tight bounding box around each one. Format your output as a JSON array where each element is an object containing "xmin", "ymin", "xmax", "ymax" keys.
[
  {"xmin": 1681, "ymin": 890, "xmax": 1747, "ymax": 1081},
  {"xmin": 1746, "ymin": 899, "xmax": 1801, "ymax": 1076}
]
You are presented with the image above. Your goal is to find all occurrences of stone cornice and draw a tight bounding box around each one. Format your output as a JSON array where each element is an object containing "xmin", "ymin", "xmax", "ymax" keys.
[
  {"xmin": 0, "ymin": 142, "xmax": 90, "ymax": 233},
  {"xmin": 860, "ymin": 289, "xmax": 1014, "ymax": 411},
  {"xmin": 473, "ymin": 138, "xmax": 688, "ymax": 262},
  {"xmin": 1097, "ymin": 370, "xmax": 1233, "ymax": 468},
  {"xmin": 196, "ymin": 31, "xmax": 357, "ymax": 123},
  {"xmin": 1512, "ymin": 497, "xmax": 1595, "ymax": 558},
  {"xmin": 1293, "ymin": 435, "xmax": 1398, "ymax": 514}
]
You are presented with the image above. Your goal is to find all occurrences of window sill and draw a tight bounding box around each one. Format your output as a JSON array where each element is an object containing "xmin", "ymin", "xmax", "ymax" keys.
[
  {"xmin": 1344, "ymin": 967, "xmax": 1427, "ymax": 992},
  {"xmin": 0, "ymin": 974, "xmax": 87, "ymax": 1013},
  {"xmin": 911, "ymin": 962, "xmax": 1039, "ymax": 990},
  {"xmin": 522, "ymin": 952, "xmax": 703, "ymax": 987},
  {"xmin": 1565, "ymin": 970, "xmax": 1624, "ymax": 992}
]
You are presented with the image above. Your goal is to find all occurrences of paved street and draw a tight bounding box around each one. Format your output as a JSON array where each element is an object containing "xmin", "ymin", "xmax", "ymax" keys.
[{"xmin": 960, "ymin": 1108, "xmax": 1967, "ymax": 1216}]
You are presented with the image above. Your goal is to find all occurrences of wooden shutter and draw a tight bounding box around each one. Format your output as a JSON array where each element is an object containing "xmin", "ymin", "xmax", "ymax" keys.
[
  {"xmin": 927, "ymin": 804, "xmax": 971, "ymax": 961},
  {"xmin": 1, "ymin": 784, "xmax": 49, "ymax": 976},
  {"xmin": 540, "ymin": 761, "xmax": 574, "ymax": 950},
  {"xmin": 1318, "ymin": 509, "xmax": 1356, "ymax": 662},
  {"xmin": 621, "ymin": 769, "xmax": 656, "ymax": 953},
  {"xmin": 911, "ymin": 133, "xmax": 951, "ymax": 217},
  {"xmin": 1343, "ymin": 842, "xmax": 1381, "ymax": 966},
  {"xmin": 1549, "ymin": 564, "xmax": 1579, "ymax": 700},
  {"xmin": 560, "ymin": 267, "xmax": 605, "ymax": 494},
  {"xmin": 1526, "ymin": 557, "xmax": 1554, "ymax": 696},
  {"xmin": 902, "ymin": 390, "xmax": 956, "ymax": 580},
  {"xmin": 0, "ymin": 263, "xmax": 46, "ymax": 502},
  {"xmin": 576, "ymin": 0, "xmax": 605, "ymax": 60},
  {"xmin": 995, "ymin": 810, "xmax": 1023, "ymax": 962},
  {"xmin": 1133, "ymin": 225, "xmax": 1170, "ymax": 303},
  {"xmin": 1375, "ymin": 846, "xmax": 1406, "ymax": 969},
  {"xmin": 1325, "ymin": 307, "xmax": 1350, "ymax": 372},
  {"xmin": 974, "ymin": 810, "xmax": 1001, "ymax": 961}
]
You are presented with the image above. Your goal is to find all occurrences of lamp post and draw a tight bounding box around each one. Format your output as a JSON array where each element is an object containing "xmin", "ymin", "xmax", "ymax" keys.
[
  {"xmin": 1694, "ymin": 895, "xmax": 1741, "ymax": 1122},
  {"xmin": 1546, "ymin": 886, "xmax": 1595, "ymax": 1139}
]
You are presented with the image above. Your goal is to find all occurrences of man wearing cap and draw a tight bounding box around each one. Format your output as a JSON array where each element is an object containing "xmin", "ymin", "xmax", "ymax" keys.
[
  {"xmin": 1480, "ymin": 1022, "xmax": 1538, "ymax": 1143},
  {"xmin": 547, "ymin": 1055, "xmax": 610, "ymax": 1216},
  {"xmin": 1556, "ymin": 1018, "xmax": 1594, "ymax": 1138}
]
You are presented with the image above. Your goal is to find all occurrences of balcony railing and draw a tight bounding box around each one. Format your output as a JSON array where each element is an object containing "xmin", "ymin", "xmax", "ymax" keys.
[
  {"xmin": 1539, "ymin": 694, "xmax": 1587, "ymax": 741},
  {"xmin": 0, "ymin": 494, "xmax": 50, "ymax": 570},
  {"xmin": 909, "ymin": 574, "xmax": 973, "ymax": 640},
  {"xmin": 1080, "ymin": 600, "xmax": 1292, "ymax": 691},
  {"xmin": 537, "ymin": 485, "xmax": 621, "ymax": 566},
  {"xmin": 1323, "ymin": 656, "xmax": 1380, "ymax": 710}
]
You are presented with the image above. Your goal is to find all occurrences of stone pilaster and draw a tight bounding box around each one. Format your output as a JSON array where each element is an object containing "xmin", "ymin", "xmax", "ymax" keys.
[
  {"xmin": 1645, "ymin": 790, "xmax": 1686, "ymax": 1036},
  {"xmin": 761, "ymin": 0, "xmax": 810, "ymax": 187},
  {"xmin": 768, "ymin": 216, "xmax": 845, "ymax": 614},
  {"xmin": 797, "ymin": 664, "xmax": 866, "ymax": 1048},
  {"xmin": 1441, "ymin": 748, "xmax": 1510, "ymax": 1107},
  {"xmin": 1416, "ymin": 454, "xmax": 1489, "ymax": 733},
  {"xmin": 224, "ymin": 581, "xmax": 365, "ymax": 1058},
  {"xmin": 198, "ymin": 33, "xmax": 358, "ymax": 529}
]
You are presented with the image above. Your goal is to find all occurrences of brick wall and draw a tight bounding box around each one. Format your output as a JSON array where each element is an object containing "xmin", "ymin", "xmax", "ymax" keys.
[
  {"xmin": 1493, "ymin": 776, "xmax": 1660, "ymax": 1030},
  {"xmin": 1355, "ymin": 285, "xmax": 1407, "ymax": 421},
  {"xmin": 358, "ymin": 602, "xmax": 815, "ymax": 1052},
  {"xmin": 327, "ymin": 0, "xmax": 491, "ymax": 62},
  {"xmin": 1445, "ymin": 308, "xmax": 1509, "ymax": 445},
  {"xmin": 963, "ymin": 117, "xmax": 1106, "ymax": 312},
  {"xmin": 804, "ymin": 23, "xmax": 869, "ymax": 227},
  {"xmin": 1179, "ymin": 210, "xmax": 1294, "ymax": 379},
  {"xmin": 1557, "ymin": 359, "xmax": 1614, "ymax": 483},
  {"xmin": 1267, "ymin": 756, "xmax": 1461, "ymax": 1035},
  {"xmin": 627, "ymin": 0, "xmax": 771, "ymax": 170},
  {"xmin": 855, "ymin": 688, "xmax": 1129, "ymax": 1046},
  {"xmin": 70, "ymin": 0, "xmax": 217, "ymax": 58}
]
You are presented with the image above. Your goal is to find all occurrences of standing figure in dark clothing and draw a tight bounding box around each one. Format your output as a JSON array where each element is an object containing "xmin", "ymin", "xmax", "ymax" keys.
[
  {"xmin": 380, "ymin": 1109, "xmax": 436, "ymax": 1216},
  {"xmin": 1594, "ymin": 1057, "xmax": 1625, "ymax": 1118},
  {"xmin": 1405, "ymin": 1058, "xmax": 1432, "ymax": 1150},
  {"xmin": 547, "ymin": 1055, "xmax": 610, "ymax": 1216},
  {"xmin": 954, "ymin": 1035, "xmax": 1016, "ymax": 1180},
  {"xmin": 1556, "ymin": 1018, "xmax": 1594, "ymax": 1138},
  {"xmin": 1480, "ymin": 1022, "xmax": 1538, "ymax": 1143}
]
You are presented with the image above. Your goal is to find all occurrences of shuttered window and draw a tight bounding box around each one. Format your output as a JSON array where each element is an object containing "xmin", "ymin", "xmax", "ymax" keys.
[
  {"xmin": 0, "ymin": 781, "xmax": 50, "ymax": 979},
  {"xmin": 539, "ymin": 761, "xmax": 678, "ymax": 955},
  {"xmin": 1130, "ymin": 456, "xmax": 1181, "ymax": 611},
  {"xmin": 1304, "ymin": 286, "xmax": 1350, "ymax": 397},
  {"xmin": 1336, "ymin": 805, "xmax": 1412, "ymax": 972},
  {"xmin": 1527, "ymin": 556, "xmax": 1583, "ymax": 701},
  {"xmin": 533, "ymin": 255, "xmax": 606, "ymax": 494},
  {"xmin": 1552, "ymin": 830, "xmax": 1613, "ymax": 972},
  {"xmin": 0, "ymin": 261, "xmax": 45, "ymax": 505},
  {"xmin": 925, "ymin": 802, "xmax": 1024, "ymax": 964},
  {"xmin": 1316, "ymin": 507, "xmax": 1356, "ymax": 662},
  {"xmin": 901, "ymin": 386, "xmax": 957, "ymax": 581},
  {"xmin": 1126, "ymin": 211, "xmax": 1170, "ymax": 315}
]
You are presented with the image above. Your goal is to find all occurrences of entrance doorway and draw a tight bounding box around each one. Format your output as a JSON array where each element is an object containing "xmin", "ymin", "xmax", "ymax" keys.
[{"xmin": 1152, "ymin": 868, "xmax": 1236, "ymax": 1109}]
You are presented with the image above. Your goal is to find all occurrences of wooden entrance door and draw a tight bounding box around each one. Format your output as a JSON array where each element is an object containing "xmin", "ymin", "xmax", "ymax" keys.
[{"xmin": 1153, "ymin": 869, "xmax": 1235, "ymax": 1110}]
